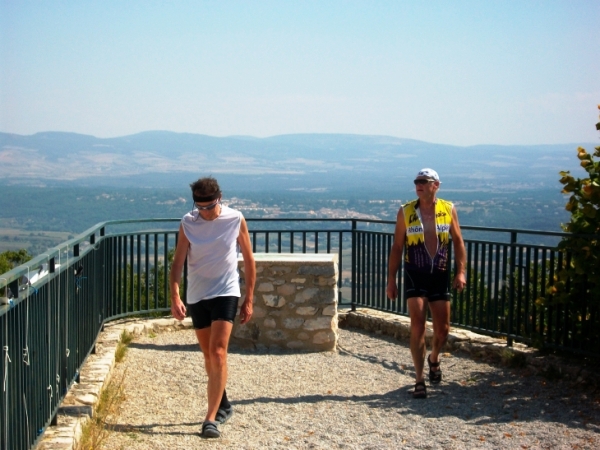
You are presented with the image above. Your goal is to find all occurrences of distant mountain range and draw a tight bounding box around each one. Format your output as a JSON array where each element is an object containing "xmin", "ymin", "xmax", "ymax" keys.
[{"xmin": 1, "ymin": 131, "xmax": 594, "ymax": 193}]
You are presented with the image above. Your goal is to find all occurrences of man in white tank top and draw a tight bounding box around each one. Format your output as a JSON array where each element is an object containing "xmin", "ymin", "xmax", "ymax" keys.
[{"xmin": 169, "ymin": 177, "xmax": 256, "ymax": 438}]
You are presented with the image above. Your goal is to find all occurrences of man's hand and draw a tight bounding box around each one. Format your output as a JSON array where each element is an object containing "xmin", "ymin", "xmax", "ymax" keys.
[
  {"xmin": 171, "ymin": 297, "xmax": 187, "ymax": 321},
  {"xmin": 452, "ymin": 273, "xmax": 466, "ymax": 292},
  {"xmin": 239, "ymin": 297, "xmax": 253, "ymax": 324},
  {"xmin": 386, "ymin": 283, "xmax": 398, "ymax": 301}
]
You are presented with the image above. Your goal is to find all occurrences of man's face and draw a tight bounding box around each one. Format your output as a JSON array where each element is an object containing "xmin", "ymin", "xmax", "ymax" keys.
[
  {"xmin": 195, "ymin": 198, "xmax": 221, "ymax": 220},
  {"xmin": 414, "ymin": 177, "xmax": 438, "ymax": 197}
]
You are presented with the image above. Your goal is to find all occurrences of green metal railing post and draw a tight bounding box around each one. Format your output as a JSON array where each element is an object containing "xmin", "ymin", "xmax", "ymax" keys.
[
  {"xmin": 351, "ymin": 219, "xmax": 357, "ymax": 311},
  {"xmin": 507, "ymin": 231, "xmax": 517, "ymax": 347}
]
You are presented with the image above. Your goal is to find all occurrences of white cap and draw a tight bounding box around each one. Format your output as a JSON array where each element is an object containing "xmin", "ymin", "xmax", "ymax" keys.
[{"xmin": 416, "ymin": 168, "xmax": 440, "ymax": 182}]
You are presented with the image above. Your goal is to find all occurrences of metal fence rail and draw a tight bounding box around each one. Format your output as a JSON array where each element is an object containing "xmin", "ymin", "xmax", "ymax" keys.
[{"xmin": 0, "ymin": 218, "xmax": 596, "ymax": 450}]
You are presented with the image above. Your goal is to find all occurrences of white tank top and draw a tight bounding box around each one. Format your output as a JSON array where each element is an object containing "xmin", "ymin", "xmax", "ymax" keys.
[{"xmin": 181, "ymin": 205, "xmax": 242, "ymax": 303}]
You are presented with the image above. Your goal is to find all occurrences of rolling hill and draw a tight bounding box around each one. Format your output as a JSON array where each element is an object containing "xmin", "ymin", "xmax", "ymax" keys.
[{"xmin": 1, "ymin": 131, "xmax": 593, "ymax": 193}]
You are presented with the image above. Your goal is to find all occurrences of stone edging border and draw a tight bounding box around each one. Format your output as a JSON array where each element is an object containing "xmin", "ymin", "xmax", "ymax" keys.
[{"xmin": 37, "ymin": 309, "xmax": 596, "ymax": 449}]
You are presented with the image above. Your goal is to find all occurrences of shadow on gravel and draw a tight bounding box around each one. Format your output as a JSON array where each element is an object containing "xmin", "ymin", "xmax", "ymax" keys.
[
  {"xmin": 128, "ymin": 342, "xmax": 198, "ymax": 352},
  {"xmin": 107, "ymin": 421, "xmax": 202, "ymax": 437},
  {"xmin": 126, "ymin": 327, "xmax": 600, "ymax": 434},
  {"xmin": 233, "ymin": 381, "xmax": 599, "ymax": 433},
  {"xmin": 337, "ymin": 344, "xmax": 409, "ymax": 375},
  {"xmin": 339, "ymin": 329, "xmax": 600, "ymax": 432}
]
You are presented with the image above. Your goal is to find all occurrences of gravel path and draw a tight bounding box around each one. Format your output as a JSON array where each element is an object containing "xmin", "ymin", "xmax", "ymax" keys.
[{"xmin": 101, "ymin": 327, "xmax": 600, "ymax": 449}]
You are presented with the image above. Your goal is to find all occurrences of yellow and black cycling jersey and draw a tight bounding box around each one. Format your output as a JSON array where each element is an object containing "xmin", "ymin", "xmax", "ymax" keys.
[{"xmin": 402, "ymin": 198, "xmax": 453, "ymax": 273}]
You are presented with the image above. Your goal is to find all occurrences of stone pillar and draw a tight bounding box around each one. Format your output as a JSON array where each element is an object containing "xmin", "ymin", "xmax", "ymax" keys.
[{"xmin": 233, "ymin": 253, "xmax": 338, "ymax": 351}]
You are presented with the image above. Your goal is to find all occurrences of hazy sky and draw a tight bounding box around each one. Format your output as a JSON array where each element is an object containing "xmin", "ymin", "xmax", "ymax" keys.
[{"xmin": 1, "ymin": 0, "xmax": 599, "ymax": 145}]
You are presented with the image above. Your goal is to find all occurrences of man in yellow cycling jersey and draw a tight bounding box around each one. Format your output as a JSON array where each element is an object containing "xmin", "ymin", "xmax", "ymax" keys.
[{"xmin": 386, "ymin": 168, "xmax": 466, "ymax": 399}]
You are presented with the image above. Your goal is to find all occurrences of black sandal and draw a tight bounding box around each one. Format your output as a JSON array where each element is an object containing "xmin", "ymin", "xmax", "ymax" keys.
[
  {"xmin": 427, "ymin": 355, "xmax": 442, "ymax": 384},
  {"xmin": 413, "ymin": 381, "xmax": 427, "ymax": 399},
  {"xmin": 216, "ymin": 405, "xmax": 233, "ymax": 424},
  {"xmin": 201, "ymin": 420, "xmax": 220, "ymax": 438}
]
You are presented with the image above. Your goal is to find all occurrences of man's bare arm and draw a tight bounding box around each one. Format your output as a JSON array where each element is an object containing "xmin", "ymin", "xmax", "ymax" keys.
[
  {"xmin": 237, "ymin": 217, "xmax": 256, "ymax": 324},
  {"xmin": 450, "ymin": 207, "xmax": 466, "ymax": 292},
  {"xmin": 169, "ymin": 224, "xmax": 189, "ymax": 320},
  {"xmin": 386, "ymin": 208, "xmax": 406, "ymax": 300}
]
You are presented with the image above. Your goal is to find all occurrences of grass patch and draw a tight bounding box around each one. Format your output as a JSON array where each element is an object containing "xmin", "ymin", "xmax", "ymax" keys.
[
  {"xmin": 500, "ymin": 349, "xmax": 528, "ymax": 368},
  {"xmin": 77, "ymin": 369, "xmax": 127, "ymax": 450},
  {"xmin": 115, "ymin": 330, "xmax": 133, "ymax": 363},
  {"xmin": 77, "ymin": 329, "xmax": 135, "ymax": 449}
]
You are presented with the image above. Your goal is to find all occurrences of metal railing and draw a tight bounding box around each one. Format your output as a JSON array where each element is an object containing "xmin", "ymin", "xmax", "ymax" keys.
[
  {"xmin": 352, "ymin": 224, "xmax": 597, "ymax": 355},
  {"xmin": 0, "ymin": 218, "xmax": 596, "ymax": 450}
]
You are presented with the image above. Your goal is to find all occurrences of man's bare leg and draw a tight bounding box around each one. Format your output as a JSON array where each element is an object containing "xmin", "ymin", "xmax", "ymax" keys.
[
  {"xmin": 195, "ymin": 320, "xmax": 233, "ymax": 422},
  {"xmin": 427, "ymin": 301, "xmax": 450, "ymax": 377},
  {"xmin": 407, "ymin": 297, "xmax": 428, "ymax": 383}
]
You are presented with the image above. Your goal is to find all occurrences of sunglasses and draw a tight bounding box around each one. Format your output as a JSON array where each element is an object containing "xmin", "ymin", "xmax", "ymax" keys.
[
  {"xmin": 413, "ymin": 179, "xmax": 435, "ymax": 185},
  {"xmin": 195, "ymin": 199, "xmax": 220, "ymax": 210}
]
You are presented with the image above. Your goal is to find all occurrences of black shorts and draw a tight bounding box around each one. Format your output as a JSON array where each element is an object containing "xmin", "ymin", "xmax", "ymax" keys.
[
  {"xmin": 404, "ymin": 269, "xmax": 450, "ymax": 302},
  {"xmin": 187, "ymin": 296, "xmax": 240, "ymax": 329}
]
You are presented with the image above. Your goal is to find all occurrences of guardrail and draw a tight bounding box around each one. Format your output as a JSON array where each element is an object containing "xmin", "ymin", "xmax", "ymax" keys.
[
  {"xmin": 351, "ymin": 224, "xmax": 593, "ymax": 352},
  {"xmin": 0, "ymin": 218, "xmax": 596, "ymax": 450}
]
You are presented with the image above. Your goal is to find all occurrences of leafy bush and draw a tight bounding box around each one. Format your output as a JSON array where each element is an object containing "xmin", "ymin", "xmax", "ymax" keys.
[
  {"xmin": 556, "ymin": 143, "xmax": 600, "ymax": 292},
  {"xmin": 0, "ymin": 249, "xmax": 32, "ymax": 275},
  {"xmin": 548, "ymin": 107, "xmax": 600, "ymax": 350}
]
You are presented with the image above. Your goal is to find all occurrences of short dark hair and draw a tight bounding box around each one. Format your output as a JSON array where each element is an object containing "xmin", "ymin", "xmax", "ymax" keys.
[{"xmin": 189, "ymin": 176, "xmax": 220, "ymax": 198}]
